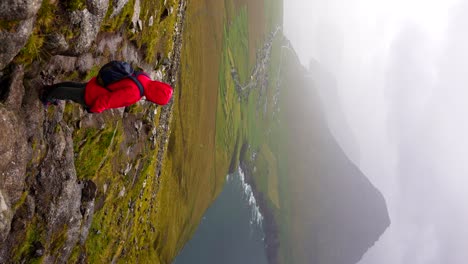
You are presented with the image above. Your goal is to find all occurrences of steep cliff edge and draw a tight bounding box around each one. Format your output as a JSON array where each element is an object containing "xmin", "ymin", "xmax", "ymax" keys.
[{"xmin": 0, "ymin": 0, "xmax": 185, "ymax": 262}]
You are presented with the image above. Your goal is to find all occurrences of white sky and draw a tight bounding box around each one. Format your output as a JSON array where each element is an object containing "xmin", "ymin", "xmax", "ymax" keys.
[{"xmin": 284, "ymin": 0, "xmax": 468, "ymax": 263}]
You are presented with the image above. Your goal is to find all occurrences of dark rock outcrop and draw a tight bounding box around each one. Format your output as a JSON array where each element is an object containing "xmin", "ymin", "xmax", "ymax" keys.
[
  {"xmin": 66, "ymin": 0, "xmax": 109, "ymax": 56},
  {"xmin": 0, "ymin": 0, "xmax": 43, "ymax": 21},
  {"xmin": 0, "ymin": 0, "xmax": 185, "ymax": 262},
  {"xmin": 0, "ymin": 18, "xmax": 35, "ymax": 71},
  {"xmin": 0, "ymin": 66, "xmax": 29, "ymax": 243}
]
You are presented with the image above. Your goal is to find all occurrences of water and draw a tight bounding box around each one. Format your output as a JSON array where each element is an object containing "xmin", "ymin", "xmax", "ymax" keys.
[{"xmin": 173, "ymin": 167, "xmax": 268, "ymax": 264}]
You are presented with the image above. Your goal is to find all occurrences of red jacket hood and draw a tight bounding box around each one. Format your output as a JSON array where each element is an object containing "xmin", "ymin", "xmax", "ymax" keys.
[{"xmin": 144, "ymin": 80, "xmax": 173, "ymax": 105}]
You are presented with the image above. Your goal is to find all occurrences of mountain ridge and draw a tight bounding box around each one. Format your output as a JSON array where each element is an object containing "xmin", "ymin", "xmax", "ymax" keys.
[{"xmin": 279, "ymin": 40, "xmax": 390, "ymax": 264}]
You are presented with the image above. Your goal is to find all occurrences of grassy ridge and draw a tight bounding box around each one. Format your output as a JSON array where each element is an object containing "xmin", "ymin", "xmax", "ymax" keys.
[{"xmin": 149, "ymin": 0, "xmax": 227, "ymax": 262}]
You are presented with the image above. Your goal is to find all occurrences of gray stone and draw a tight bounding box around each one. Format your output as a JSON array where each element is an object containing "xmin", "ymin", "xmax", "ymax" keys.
[
  {"xmin": 76, "ymin": 53, "xmax": 94, "ymax": 74},
  {"xmin": 110, "ymin": 0, "xmax": 130, "ymax": 18},
  {"xmin": 4, "ymin": 65, "xmax": 25, "ymax": 110},
  {"xmin": 0, "ymin": 107, "xmax": 28, "ymax": 206},
  {"xmin": 137, "ymin": 20, "xmax": 143, "ymax": 31},
  {"xmin": 67, "ymin": 9, "xmax": 105, "ymax": 56},
  {"xmin": 0, "ymin": 0, "xmax": 43, "ymax": 21},
  {"xmin": 153, "ymin": 70, "xmax": 163, "ymax": 81},
  {"xmin": 43, "ymin": 33, "xmax": 69, "ymax": 55},
  {"xmin": 86, "ymin": 0, "xmax": 109, "ymax": 18},
  {"xmin": 96, "ymin": 34, "xmax": 123, "ymax": 57},
  {"xmin": 35, "ymin": 121, "xmax": 84, "ymax": 263},
  {"xmin": 0, "ymin": 17, "xmax": 34, "ymax": 71},
  {"xmin": 0, "ymin": 190, "xmax": 12, "ymax": 243},
  {"xmin": 131, "ymin": 0, "xmax": 141, "ymax": 30},
  {"xmin": 46, "ymin": 56, "xmax": 78, "ymax": 74}
]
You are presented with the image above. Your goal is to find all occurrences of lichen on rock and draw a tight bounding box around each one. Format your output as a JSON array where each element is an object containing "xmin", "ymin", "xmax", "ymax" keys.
[
  {"xmin": 0, "ymin": 18, "xmax": 35, "ymax": 71},
  {"xmin": 0, "ymin": 0, "xmax": 43, "ymax": 21},
  {"xmin": 0, "ymin": 0, "xmax": 183, "ymax": 262}
]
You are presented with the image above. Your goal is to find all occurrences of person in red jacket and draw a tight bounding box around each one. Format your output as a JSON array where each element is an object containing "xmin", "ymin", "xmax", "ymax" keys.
[{"xmin": 40, "ymin": 72, "xmax": 173, "ymax": 113}]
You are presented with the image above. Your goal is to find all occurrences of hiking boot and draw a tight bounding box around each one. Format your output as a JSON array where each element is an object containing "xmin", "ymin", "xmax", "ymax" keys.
[{"xmin": 39, "ymin": 87, "xmax": 59, "ymax": 107}]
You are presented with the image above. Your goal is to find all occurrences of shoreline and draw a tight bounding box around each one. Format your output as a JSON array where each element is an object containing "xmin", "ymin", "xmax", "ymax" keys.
[{"xmin": 239, "ymin": 155, "xmax": 280, "ymax": 264}]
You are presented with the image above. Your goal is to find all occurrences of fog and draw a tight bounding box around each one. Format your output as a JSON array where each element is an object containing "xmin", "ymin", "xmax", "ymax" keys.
[{"xmin": 284, "ymin": 0, "xmax": 468, "ymax": 263}]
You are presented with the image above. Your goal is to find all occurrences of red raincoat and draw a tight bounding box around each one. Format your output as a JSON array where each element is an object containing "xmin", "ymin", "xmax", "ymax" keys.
[{"xmin": 84, "ymin": 74, "xmax": 173, "ymax": 113}]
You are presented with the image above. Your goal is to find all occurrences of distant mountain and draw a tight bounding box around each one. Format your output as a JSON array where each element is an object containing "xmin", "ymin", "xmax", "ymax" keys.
[
  {"xmin": 279, "ymin": 43, "xmax": 390, "ymax": 264},
  {"xmin": 307, "ymin": 58, "xmax": 361, "ymax": 165}
]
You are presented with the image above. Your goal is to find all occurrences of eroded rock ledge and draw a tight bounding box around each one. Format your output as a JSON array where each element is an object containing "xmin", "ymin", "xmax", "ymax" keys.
[{"xmin": 0, "ymin": 0, "xmax": 185, "ymax": 262}]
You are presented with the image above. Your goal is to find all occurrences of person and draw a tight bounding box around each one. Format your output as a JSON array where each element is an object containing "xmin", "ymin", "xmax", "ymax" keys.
[{"xmin": 40, "ymin": 69, "xmax": 173, "ymax": 113}]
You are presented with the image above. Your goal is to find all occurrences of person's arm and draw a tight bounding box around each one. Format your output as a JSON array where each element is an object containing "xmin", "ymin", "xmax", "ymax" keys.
[{"xmin": 89, "ymin": 87, "xmax": 141, "ymax": 113}]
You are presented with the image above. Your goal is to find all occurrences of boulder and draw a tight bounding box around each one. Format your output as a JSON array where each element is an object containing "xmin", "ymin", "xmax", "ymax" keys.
[
  {"xmin": 0, "ymin": 117, "xmax": 28, "ymax": 203},
  {"xmin": 86, "ymin": 0, "xmax": 109, "ymax": 17},
  {"xmin": 66, "ymin": 0, "xmax": 108, "ymax": 56},
  {"xmin": 110, "ymin": 0, "xmax": 130, "ymax": 18},
  {"xmin": 0, "ymin": 17, "xmax": 34, "ymax": 71},
  {"xmin": 43, "ymin": 33, "xmax": 70, "ymax": 55},
  {"xmin": 4, "ymin": 65, "xmax": 25, "ymax": 110},
  {"xmin": 76, "ymin": 53, "xmax": 95, "ymax": 74},
  {"xmin": 0, "ymin": 191, "xmax": 12, "ymax": 243},
  {"xmin": 0, "ymin": 81, "xmax": 28, "ymax": 243},
  {"xmin": 0, "ymin": 0, "xmax": 43, "ymax": 21}
]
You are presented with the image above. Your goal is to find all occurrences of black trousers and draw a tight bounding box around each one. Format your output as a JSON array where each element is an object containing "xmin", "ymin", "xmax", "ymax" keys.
[{"xmin": 45, "ymin": 82, "xmax": 87, "ymax": 106}]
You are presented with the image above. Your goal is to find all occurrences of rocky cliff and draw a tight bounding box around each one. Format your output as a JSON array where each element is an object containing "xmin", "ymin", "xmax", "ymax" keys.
[{"xmin": 0, "ymin": 0, "xmax": 185, "ymax": 262}]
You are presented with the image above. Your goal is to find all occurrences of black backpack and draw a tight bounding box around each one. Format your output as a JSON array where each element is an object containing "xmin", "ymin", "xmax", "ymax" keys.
[{"xmin": 96, "ymin": 61, "xmax": 146, "ymax": 96}]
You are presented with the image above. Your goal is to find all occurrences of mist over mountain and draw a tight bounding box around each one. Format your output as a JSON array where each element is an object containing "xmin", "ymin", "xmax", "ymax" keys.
[
  {"xmin": 280, "ymin": 43, "xmax": 390, "ymax": 264},
  {"xmin": 307, "ymin": 59, "xmax": 360, "ymax": 165}
]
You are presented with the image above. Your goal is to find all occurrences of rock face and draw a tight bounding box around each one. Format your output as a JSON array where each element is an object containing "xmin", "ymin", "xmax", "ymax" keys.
[
  {"xmin": 0, "ymin": 0, "xmax": 111, "ymax": 70},
  {"xmin": 0, "ymin": 18, "xmax": 35, "ymax": 71},
  {"xmin": 0, "ymin": 0, "xmax": 43, "ymax": 20},
  {"xmin": 0, "ymin": 0, "xmax": 184, "ymax": 262},
  {"xmin": 0, "ymin": 0, "xmax": 43, "ymax": 71},
  {"xmin": 0, "ymin": 63, "xmax": 92, "ymax": 263},
  {"xmin": 67, "ymin": 0, "xmax": 109, "ymax": 56},
  {"xmin": 0, "ymin": 66, "xmax": 29, "ymax": 244}
]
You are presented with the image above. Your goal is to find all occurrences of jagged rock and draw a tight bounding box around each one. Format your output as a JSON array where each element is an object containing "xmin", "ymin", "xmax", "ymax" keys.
[
  {"xmin": 76, "ymin": 53, "xmax": 95, "ymax": 74},
  {"xmin": 0, "ymin": 68, "xmax": 29, "ymax": 229},
  {"xmin": 32, "ymin": 241, "xmax": 44, "ymax": 257},
  {"xmin": 131, "ymin": 0, "xmax": 141, "ymax": 31},
  {"xmin": 0, "ymin": 0, "xmax": 43, "ymax": 21},
  {"xmin": 134, "ymin": 120, "xmax": 142, "ymax": 132},
  {"xmin": 154, "ymin": 70, "xmax": 163, "ymax": 81},
  {"xmin": 43, "ymin": 33, "xmax": 69, "ymax": 55},
  {"xmin": 79, "ymin": 180, "xmax": 96, "ymax": 245},
  {"xmin": 46, "ymin": 55, "xmax": 78, "ymax": 74},
  {"xmin": 137, "ymin": 19, "xmax": 143, "ymax": 31},
  {"xmin": 67, "ymin": 8, "xmax": 106, "ymax": 56},
  {"xmin": 0, "ymin": 191, "xmax": 12, "ymax": 243},
  {"xmin": 0, "ymin": 100, "xmax": 28, "ymax": 245},
  {"xmin": 0, "ymin": 1, "xmax": 183, "ymax": 262},
  {"xmin": 122, "ymin": 163, "xmax": 132, "ymax": 176},
  {"xmin": 86, "ymin": 0, "xmax": 109, "ymax": 17},
  {"xmin": 110, "ymin": 0, "xmax": 130, "ymax": 18},
  {"xmin": 0, "ymin": 17, "xmax": 34, "ymax": 71},
  {"xmin": 0, "ymin": 111, "xmax": 28, "ymax": 208},
  {"xmin": 96, "ymin": 34, "xmax": 123, "ymax": 57},
  {"xmin": 81, "ymin": 180, "xmax": 97, "ymax": 203},
  {"xmin": 161, "ymin": 57, "xmax": 171, "ymax": 67},
  {"xmin": 35, "ymin": 119, "xmax": 84, "ymax": 263},
  {"xmin": 4, "ymin": 65, "xmax": 25, "ymax": 110},
  {"xmin": 119, "ymin": 186, "xmax": 126, "ymax": 197}
]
